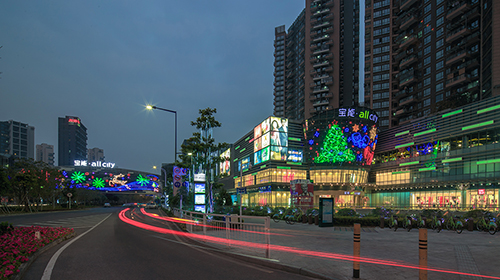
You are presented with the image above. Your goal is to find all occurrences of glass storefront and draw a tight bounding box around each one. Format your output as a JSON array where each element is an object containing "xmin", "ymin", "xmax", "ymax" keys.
[
  {"xmin": 310, "ymin": 169, "xmax": 368, "ymax": 184},
  {"xmin": 370, "ymin": 189, "xmax": 500, "ymax": 210}
]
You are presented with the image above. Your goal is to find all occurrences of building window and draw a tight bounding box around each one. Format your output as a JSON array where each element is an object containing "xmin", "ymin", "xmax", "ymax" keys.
[
  {"xmin": 424, "ymin": 98, "xmax": 431, "ymax": 107},
  {"xmin": 424, "ymin": 4, "xmax": 431, "ymax": 14},
  {"xmin": 424, "ymin": 56, "xmax": 431, "ymax": 65},
  {"xmin": 436, "ymin": 38, "xmax": 444, "ymax": 48},
  {"xmin": 424, "ymin": 77, "xmax": 431, "ymax": 86},
  {"xmin": 436, "ymin": 50, "xmax": 444, "ymax": 59},
  {"xmin": 436, "ymin": 71, "xmax": 444, "ymax": 81},
  {"xmin": 436, "ymin": 17, "xmax": 444, "ymax": 27},
  {"xmin": 437, "ymin": 6, "xmax": 444, "ymax": 16},
  {"xmin": 436, "ymin": 83, "xmax": 444, "ymax": 92},
  {"xmin": 436, "ymin": 61, "xmax": 444, "ymax": 70}
]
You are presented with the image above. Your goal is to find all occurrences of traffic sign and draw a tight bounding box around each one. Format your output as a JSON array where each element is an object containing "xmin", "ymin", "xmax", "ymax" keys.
[
  {"xmin": 67, "ymin": 193, "xmax": 73, "ymax": 198},
  {"xmin": 174, "ymin": 182, "xmax": 181, "ymax": 188}
]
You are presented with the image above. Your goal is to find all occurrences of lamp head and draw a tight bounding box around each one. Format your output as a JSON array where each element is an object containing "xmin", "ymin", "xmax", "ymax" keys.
[{"xmin": 146, "ymin": 105, "xmax": 154, "ymax": 110}]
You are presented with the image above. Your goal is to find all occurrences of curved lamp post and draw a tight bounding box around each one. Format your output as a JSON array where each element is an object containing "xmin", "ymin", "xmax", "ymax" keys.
[{"xmin": 146, "ymin": 105, "xmax": 178, "ymax": 162}]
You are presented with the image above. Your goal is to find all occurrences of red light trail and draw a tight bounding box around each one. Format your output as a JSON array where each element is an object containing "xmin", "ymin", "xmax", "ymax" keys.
[{"xmin": 120, "ymin": 209, "xmax": 500, "ymax": 279}]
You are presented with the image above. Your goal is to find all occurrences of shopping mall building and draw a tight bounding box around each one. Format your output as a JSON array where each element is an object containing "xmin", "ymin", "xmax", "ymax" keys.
[{"xmin": 222, "ymin": 96, "xmax": 500, "ymax": 210}]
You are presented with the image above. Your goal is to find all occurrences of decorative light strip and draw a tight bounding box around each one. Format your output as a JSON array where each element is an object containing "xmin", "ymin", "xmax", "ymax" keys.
[
  {"xmin": 251, "ymin": 172, "xmax": 258, "ymax": 176},
  {"xmin": 249, "ymin": 138, "xmax": 254, "ymax": 143},
  {"xmin": 233, "ymin": 176, "xmax": 238, "ymax": 179},
  {"xmin": 414, "ymin": 128, "xmax": 436, "ymax": 137},
  {"xmin": 477, "ymin": 104, "xmax": 500, "ymax": 114},
  {"xmin": 242, "ymin": 168, "xmax": 249, "ymax": 172},
  {"xmin": 277, "ymin": 166, "xmax": 291, "ymax": 169},
  {"xmin": 395, "ymin": 142, "xmax": 414, "ymax": 149},
  {"xmin": 462, "ymin": 120, "xmax": 494, "ymax": 131},
  {"xmin": 287, "ymin": 162, "xmax": 302, "ymax": 165},
  {"xmin": 288, "ymin": 137, "xmax": 302, "ymax": 141},
  {"xmin": 233, "ymin": 158, "xmax": 239, "ymax": 162},
  {"xmin": 392, "ymin": 171, "xmax": 410, "ymax": 175},
  {"xmin": 442, "ymin": 109, "xmax": 463, "ymax": 118},
  {"xmin": 395, "ymin": 130, "xmax": 410, "ymax": 137},
  {"xmin": 442, "ymin": 157, "xmax": 462, "ymax": 163},
  {"xmin": 240, "ymin": 148, "xmax": 246, "ymax": 153},
  {"xmin": 476, "ymin": 159, "xmax": 500, "ymax": 165},
  {"xmin": 260, "ymin": 165, "xmax": 267, "ymax": 169},
  {"xmin": 245, "ymin": 136, "xmax": 250, "ymax": 141},
  {"xmin": 235, "ymin": 146, "xmax": 240, "ymax": 150},
  {"xmin": 419, "ymin": 167, "xmax": 436, "ymax": 172},
  {"xmin": 399, "ymin": 161, "xmax": 419, "ymax": 166}
]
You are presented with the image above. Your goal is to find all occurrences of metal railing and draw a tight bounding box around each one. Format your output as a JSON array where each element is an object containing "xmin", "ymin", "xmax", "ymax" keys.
[{"xmin": 173, "ymin": 208, "xmax": 271, "ymax": 258}]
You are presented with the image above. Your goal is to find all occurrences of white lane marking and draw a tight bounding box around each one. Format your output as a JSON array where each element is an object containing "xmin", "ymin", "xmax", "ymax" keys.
[{"xmin": 41, "ymin": 213, "xmax": 112, "ymax": 280}]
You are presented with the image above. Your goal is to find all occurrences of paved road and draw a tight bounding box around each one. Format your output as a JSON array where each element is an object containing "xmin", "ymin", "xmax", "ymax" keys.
[{"xmin": 8, "ymin": 207, "xmax": 318, "ymax": 280}]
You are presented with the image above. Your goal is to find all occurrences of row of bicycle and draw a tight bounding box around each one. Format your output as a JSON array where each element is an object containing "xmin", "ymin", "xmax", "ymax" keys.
[{"xmin": 385, "ymin": 213, "xmax": 498, "ymax": 234}]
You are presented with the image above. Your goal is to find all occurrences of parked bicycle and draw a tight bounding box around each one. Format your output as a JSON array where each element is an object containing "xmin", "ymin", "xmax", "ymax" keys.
[
  {"xmin": 444, "ymin": 214, "xmax": 464, "ymax": 234},
  {"xmin": 430, "ymin": 212, "xmax": 443, "ymax": 233},
  {"xmin": 476, "ymin": 211, "xmax": 498, "ymax": 235}
]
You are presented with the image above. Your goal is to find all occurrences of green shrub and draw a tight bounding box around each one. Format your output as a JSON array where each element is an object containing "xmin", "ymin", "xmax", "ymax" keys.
[{"xmin": 336, "ymin": 208, "xmax": 359, "ymax": 217}]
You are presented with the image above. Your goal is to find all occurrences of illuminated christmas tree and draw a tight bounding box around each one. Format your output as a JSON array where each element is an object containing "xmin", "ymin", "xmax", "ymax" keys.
[{"xmin": 315, "ymin": 124, "xmax": 356, "ymax": 164}]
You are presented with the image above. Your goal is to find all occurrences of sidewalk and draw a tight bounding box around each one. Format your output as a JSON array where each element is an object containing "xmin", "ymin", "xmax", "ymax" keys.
[{"xmin": 196, "ymin": 219, "xmax": 500, "ymax": 280}]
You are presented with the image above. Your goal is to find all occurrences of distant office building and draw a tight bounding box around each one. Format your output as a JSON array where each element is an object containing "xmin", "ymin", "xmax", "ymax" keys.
[
  {"xmin": 0, "ymin": 120, "xmax": 35, "ymax": 159},
  {"xmin": 88, "ymin": 147, "xmax": 104, "ymax": 162},
  {"xmin": 273, "ymin": 0, "xmax": 360, "ymax": 122},
  {"xmin": 36, "ymin": 143, "xmax": 55, "ymax": 166},
  {"xmin": 58, "ymin": 116, "xmax": 87, "ymax": 166},
  {"xmin": 363, "ymin": 0, "xmax": 500, "ymax": 130}
]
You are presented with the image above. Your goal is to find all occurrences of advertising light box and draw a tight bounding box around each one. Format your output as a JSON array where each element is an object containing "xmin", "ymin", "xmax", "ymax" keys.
[
  {"xmin": 287, "ymin": 149, "xmax": 303, "ymax": 162},
  {"xmin": 195, "ymin": 183, "xmax": 205, "ymax": 193},
  {"xmin": 194, "ymin": 205, "xmax": 206, "ymax": 213},
  {"xmin": 195, "ymin": 194, "xmax": 205, "ymax": 205},
  {"xmin": 219, "ymin": 148, "xmax": 231, "ymax": 175}
]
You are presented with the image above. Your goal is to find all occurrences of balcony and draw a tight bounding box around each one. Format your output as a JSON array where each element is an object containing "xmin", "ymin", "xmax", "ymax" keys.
[
  {"xmin": 447, "ymin": 2, "xmax": 471, "ymax": 20},
  {"xmin": 313, "ymin": 34, "xmax": 330, "ymax": 42},
  {"xmin": 395, "ymin": 108, "xmax": 407, "ymax": 116},
  {"xmin": 313, "ymin": 86, "xmax": 329, "ymax": 94},
  {"xmin": 446, "ymin": 50, "xmax": 470, "ymax": 65},
  {"xmin": 399, "ymin": 75, "xmax": 417, "ymax": 88},
  {"xmin": 313, "ymin": 74, "xmax": 330, "ymax": 81},
  {"xmin": 400, "ymin": 15, "xmax": 418, "ymax": 30},
  {"xmin": 399, "ymin": 35, "xmax": 418, "ymax": 49},
  {"xmin": 313, "ymin": 60, "xmax": 330, "ymax": 68},
  {"xmin": 399, "ymin": 54, "xmax": 418, "ymax": 69},
  {"xmin": 400, "ymin": 0, "xmax": 418, "ymax": 11},
  {"xmin": 312, "ymin": 21, "xmax": 332, "ymax": 30},
  {"xmin": 399, "ymin": 95, "xmax": 417, "ymax": 106},
  {"xmin": 312, "ymin": 46, "xmax": 330, "ymax": 55},
  {"xmin": 446, "ymin": 73, "xmax": 471, "ymax": 88},
  {"xmin": 314, "ymin": 8, "xmax": 330, "ymax": 16},
  {"xmin": 446, "ymin": 26, "xmax": 471, "ymax": 43}
]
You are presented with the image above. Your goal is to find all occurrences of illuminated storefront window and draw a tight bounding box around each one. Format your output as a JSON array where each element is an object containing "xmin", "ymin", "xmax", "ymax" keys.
[{"xmin": 310, "ymin": 169, "xmax": 368, "ymax": 184}]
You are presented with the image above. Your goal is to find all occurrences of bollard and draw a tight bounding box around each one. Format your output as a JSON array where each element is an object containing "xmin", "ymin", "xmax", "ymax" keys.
[
  {"xmin": 419, "ymin": 228, "xmax": 428, "ymax": 280},
  {"xmin": 380, "ymin": 217, "xmax": 384, "ymax": 228},
  {"xmin": 353, "ymin": 223, "xmax": 361, "ymax": 278},
  {"xmin": 35, "ymin": 231, "xmax": 41, "ymax": 240}
]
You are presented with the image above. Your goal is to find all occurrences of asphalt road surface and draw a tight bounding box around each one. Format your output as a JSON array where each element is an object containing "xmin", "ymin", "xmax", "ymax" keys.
[{"xmin": 3, "ymin": 207, "xmax": 317, "ymax": 280}]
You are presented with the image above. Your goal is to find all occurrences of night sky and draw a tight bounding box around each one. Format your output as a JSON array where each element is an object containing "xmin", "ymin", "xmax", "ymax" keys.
[{"xmin": 0, "ymin": 0, "xmax": 305, "ymax": 173}]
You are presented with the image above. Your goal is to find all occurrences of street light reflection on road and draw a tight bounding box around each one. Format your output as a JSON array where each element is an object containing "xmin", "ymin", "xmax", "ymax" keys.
[{"xmin": 119, "ymin": 208, "xmax": 500, "ymax": 280}]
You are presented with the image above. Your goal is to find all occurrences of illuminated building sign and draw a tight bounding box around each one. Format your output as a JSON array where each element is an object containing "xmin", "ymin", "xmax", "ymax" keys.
[
  {"xmin": 64, "ymin": 170, "xmax": 159, "ymax": 192},
  {"xmin": 68, "ymin": 118, "xmax": 81, "ymax": 126},
  {"xmin": 478, "ymin": 189, "xmax": 485, "ymax": 195},
  {"xmin": 251, "ymin": 116, "xmax": 295, "ymax": 164},
  {"xmin": 74, "ymin": 160, "xmax": 115, "ymax": 168},
  {"xmin": 338, "ymin": 108, "xmax": 378, "ymax": 123},
  {"xmin": 219, "ymin": 148, "xmax": 231, "ymax": 175},
  {"xmin": 195, "ymin": 183, "xmax": 205, "ymax": 193},
  {"xmin": 306, "ymin": 107, "xmax": 379, "ymax": 166}
]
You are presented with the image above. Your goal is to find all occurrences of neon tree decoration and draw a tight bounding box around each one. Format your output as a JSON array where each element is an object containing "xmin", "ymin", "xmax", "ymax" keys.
[
  {"xmin": 93, "ymin": 178, "xmax": 105, "ymax": 188},
  {"xmin": 71, "ymin": 171, "xmax": 86, "ymax": 183},
  {"xmin": 314, "ymin": 123, "xmax": 356, "ymax": 164},
  {"xmin": 136, "ymin": 174, "xmax": 150, "ymax": 186}
]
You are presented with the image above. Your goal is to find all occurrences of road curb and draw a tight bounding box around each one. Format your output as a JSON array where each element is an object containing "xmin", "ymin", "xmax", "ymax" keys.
[{"xmin": 11, "ymin": 232, "xmax": 77, "ymax": 280}]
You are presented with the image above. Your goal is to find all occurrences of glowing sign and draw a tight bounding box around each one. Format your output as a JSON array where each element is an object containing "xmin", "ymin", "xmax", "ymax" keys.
[
  {"xmin": 68, "ymin": 118, "xmax": 81, "ymax": 125},
  {"xmin": 195, "ymin": 194, "xmax": 205, "ymax": 204},
  {"xmin": 219, "ymin": 149, "xmax": 231, "ymax": 175},
  {"xmin": 74, "ymin": 160, "xmax": 115, "ymax": 168},
  {"xmin": 195, "ymin": 183, "xmax": 205, "ymax": 193},
  {"xmin": 338, "ymin": 108, "xmax": 378, "ymax": 123},
  {"xmin": 478, "ymin": 189, "xmax": 485, "ymax": 195}
]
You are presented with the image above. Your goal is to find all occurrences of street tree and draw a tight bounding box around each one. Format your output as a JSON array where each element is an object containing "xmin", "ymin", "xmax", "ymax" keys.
[{"xmin": 179, "ymin": 108, "xmax": 229, "ymax": 212}]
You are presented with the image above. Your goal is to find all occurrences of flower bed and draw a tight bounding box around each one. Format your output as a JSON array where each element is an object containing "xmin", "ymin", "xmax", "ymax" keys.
[{"xmin": 0, "ymin": 226, "xmax": 74, "ymax": 279}]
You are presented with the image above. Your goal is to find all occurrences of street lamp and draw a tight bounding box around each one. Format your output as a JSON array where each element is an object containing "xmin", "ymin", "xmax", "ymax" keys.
[{"xmin": 146, "ymin": 105, "xmax": 178, "ymax": 162}]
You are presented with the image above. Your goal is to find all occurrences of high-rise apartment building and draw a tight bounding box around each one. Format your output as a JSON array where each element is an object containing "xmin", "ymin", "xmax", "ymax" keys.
[
  {"xmin": 58, "ymin": 116, "xmax": 87, "ymax": 166},
  {"xmin": 87, "ymin": 147, "xmax": 104, "ymax": 162},
  {"xmin": 36, "ymin": 143, "xmax": 55, "ymax": 166},
  {"xmin": 0, "ymin": 120, "xmax": 35, "ymax": 159},
  {"xmin": 364, "ymin": 0, "xmax": 500, "ymax": 130},
  {"xmin": 273, "ymin": 0, "xmax": 360, "ymax": 122}
]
